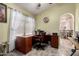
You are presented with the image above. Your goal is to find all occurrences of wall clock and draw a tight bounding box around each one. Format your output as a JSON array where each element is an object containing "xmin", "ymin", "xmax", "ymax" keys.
[{"xmin": 43, "ymin": 17, "xmax": 49, "ymax": 23}]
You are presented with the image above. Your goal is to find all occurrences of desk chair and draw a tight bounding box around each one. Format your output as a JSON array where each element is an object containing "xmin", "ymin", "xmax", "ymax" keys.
[{"xmin": 33, "ymin": 31, "xmax": 47, "ymax": 50}]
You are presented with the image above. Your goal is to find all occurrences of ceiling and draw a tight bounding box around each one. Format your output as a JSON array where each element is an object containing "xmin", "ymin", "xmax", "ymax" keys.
[{"xmin": 15, "ymin": 3, "xmax": 56, "ymax": 15}]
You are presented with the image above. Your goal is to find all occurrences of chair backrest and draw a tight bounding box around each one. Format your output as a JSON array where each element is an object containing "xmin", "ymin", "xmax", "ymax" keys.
[
  {"xmin": 52, "ymin": 33, "xmax": 58, "ymax": 36},
  {"xmin": 76, "ymin": 32, "xmax": 79, "ymax": 38}
]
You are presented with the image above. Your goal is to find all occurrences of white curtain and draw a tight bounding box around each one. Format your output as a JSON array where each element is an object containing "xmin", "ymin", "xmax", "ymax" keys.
[
  {"xmin": 9, "ymin": 9, "xmax": 17, "ymax": 52},
  {"xmin": 9, "ymin": 9, "xmax": 35, "ymax": 52},
  {"xmin": 25, "ymin": 16, "xmax": 35, "ymax": 35},
  {"xmin": 15, "ymin": 11, "xmax": 25, "ymax": 36},
  {"xmin": 9, "ymin": 10, "xmax": 25, "ymax": 52}
]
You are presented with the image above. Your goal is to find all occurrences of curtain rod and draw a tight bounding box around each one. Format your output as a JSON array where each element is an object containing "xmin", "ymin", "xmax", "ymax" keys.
[{"xmin": 7, "ymin": 6, "xmax": 29, "ymax": 17}]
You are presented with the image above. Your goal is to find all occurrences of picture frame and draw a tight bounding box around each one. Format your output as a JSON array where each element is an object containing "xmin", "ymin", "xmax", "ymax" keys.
[{"xmin": 0, "ymin": 3, "xmax": 7, "ymax": 23}]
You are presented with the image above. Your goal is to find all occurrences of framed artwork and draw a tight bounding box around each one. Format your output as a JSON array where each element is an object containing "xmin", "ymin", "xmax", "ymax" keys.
[{"xmin": 0, "ymin": 3, "xmax": 7, "ymax": 23}]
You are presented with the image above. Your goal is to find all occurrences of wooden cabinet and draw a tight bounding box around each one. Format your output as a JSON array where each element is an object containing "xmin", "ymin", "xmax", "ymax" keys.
[
  {"xmin": 15, "ymin": 36, "xmax": 32, "ymax": 54},
  {"xmin": 51, "ymin": 33, "xmax": 59, "ymax": 48}
]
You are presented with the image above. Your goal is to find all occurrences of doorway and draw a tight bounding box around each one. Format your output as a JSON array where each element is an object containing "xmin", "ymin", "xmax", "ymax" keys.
[{"xmin": 59, "ymin": 13, "xmax": 74, "ymax": 38}]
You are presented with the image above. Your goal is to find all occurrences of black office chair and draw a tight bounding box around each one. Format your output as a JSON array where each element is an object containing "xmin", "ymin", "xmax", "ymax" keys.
[
  {"xmin": 33, "ymin": 30, "xmax": 47, "ymax": 50},
  {"xmin": 76, "ymin": 33, "xmax": 79, "ymax": 43}
]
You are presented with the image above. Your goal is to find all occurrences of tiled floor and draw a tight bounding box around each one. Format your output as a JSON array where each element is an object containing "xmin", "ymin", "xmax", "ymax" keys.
[{"xmin": 5, "ymin": 38, "xmax": 79, "ymax": 56}]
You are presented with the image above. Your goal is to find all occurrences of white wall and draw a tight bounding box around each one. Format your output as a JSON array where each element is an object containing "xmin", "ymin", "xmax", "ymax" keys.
[{"xmin": 35, "ymin": 4, "xmax": 75, "ymax": 34}]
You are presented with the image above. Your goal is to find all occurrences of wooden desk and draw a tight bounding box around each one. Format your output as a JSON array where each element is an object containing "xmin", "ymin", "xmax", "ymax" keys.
[
  {"xmin": 51, "ymin": 33, "xmax": 59, "ymax": 48},
  {"xmin": 15, "ymin": 36, "xmax": 32, "ymax": 54},
  {"xmin": 32, "ymin": 35, "xmax": 51, "ymax": 45}
]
